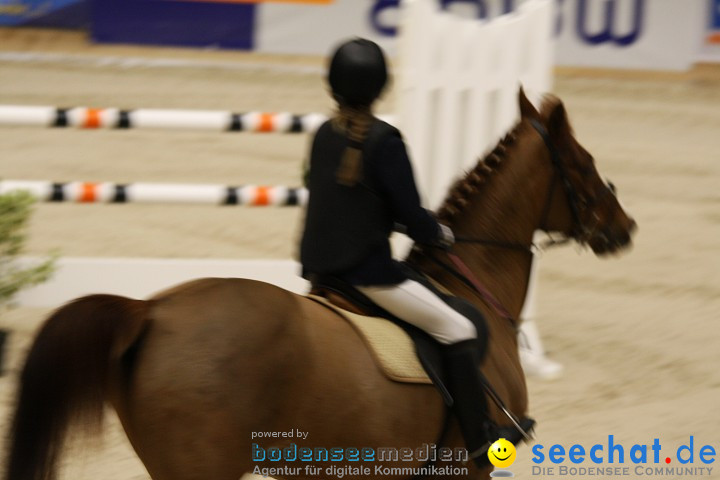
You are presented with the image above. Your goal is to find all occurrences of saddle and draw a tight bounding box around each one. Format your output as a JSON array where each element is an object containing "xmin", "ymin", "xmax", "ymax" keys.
[{"xmin": 306, "ymin": 268, "xmax": 487, "ymax": 407}]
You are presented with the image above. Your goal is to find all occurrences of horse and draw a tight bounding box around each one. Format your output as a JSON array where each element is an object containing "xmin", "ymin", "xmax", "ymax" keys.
[{"xmin": 4, "ymin": 89, "xmax": 636, "ymax": 480}]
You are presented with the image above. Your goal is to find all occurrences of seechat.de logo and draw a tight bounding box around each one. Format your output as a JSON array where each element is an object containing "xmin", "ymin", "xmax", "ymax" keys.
[{"xmin": 531, "ymin": 436, "xmax": 716, "ymax": 477}]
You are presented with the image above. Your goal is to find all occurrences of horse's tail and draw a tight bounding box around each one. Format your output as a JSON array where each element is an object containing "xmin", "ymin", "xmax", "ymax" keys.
[{"xmin": 4, "ymin": 294, "xmax": 150, "ymax": 480}]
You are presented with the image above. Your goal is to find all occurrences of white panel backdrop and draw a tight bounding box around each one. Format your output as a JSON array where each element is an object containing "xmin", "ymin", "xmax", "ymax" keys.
[
  {"xmin": 255, "ymin": 0, "xmax": 709, "ymax": 71},
  {"xmin": 554, "ymin": 0, "xmax": 705, "ymax": 71}
]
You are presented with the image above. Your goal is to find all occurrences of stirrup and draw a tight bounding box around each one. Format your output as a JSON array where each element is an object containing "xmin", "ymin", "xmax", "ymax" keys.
[{"xmin": 491, "ymin": 417, "xmax": 536, "ymax": 445}]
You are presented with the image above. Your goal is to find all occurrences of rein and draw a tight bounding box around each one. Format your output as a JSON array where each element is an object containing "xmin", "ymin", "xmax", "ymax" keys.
[
  {"xmin": 423, "ymin": 251, "xmax": 517, "ymax": 328},
  {"xmin": 447, "ymin": 253, "xmax": 515, "ymax": 322},
  {"xmin": 454, "ymin": 235, "xmax": 534, "ymax": 253}
]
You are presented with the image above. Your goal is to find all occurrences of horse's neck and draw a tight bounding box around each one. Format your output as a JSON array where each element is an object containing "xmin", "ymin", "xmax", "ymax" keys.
[{"xmin": 420, "ymin": 123, "xmax": 553, "ymax": 320}]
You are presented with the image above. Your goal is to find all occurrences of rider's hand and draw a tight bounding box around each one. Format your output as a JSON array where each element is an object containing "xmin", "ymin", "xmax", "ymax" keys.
[{"xmin": 437, "ymin": 224, "xmax": 455, "ymax": 250}]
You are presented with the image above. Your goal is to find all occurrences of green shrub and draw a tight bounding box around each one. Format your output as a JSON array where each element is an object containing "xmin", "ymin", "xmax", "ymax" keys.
[{"xmin": 0, "ymin": 191, "xmax": 56, "ymax": 306}]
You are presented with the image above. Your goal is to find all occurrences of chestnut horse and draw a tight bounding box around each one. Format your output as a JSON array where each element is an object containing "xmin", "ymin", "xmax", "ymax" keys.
[{"xmin": 5, "ymin": 90, "xmax": 635, "ymax": 480}]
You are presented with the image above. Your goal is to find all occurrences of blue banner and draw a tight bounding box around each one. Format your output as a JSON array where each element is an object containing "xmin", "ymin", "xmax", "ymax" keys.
[
  {"xmin": 713, "ymin": 0, "xmax": 720, "ymax": 28},
  {"xmin": 91, "ymin": 0, "xmax": 256, "ymax": 50},
  {"xmin": 0, "ymin": 0, "xmax": 88, "ymax": 28}
]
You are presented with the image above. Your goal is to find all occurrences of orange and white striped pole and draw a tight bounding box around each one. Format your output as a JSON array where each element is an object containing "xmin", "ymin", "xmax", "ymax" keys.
[
  {"xmin": 0, "ymin": 105, "xmax": 396, "ymax": 132},
  {"xmin": 0, "ymin": 180, "xmax": 308, "ymax": 207}
]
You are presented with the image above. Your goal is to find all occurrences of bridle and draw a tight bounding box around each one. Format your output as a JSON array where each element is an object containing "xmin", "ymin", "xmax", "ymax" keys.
[
  {"xmin": 418, "ymin": 116, "xmax": 608, "ymax": 325},
  {"xmin": 531, "ymin": 117, "xmax": 589, "ymax": 245},
  {"xmin": 453, "ymin": 117, "xmax": 607, "ymax": 253}
]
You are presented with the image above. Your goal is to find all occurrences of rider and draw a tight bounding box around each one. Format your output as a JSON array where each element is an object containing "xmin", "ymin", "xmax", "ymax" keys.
[{"xmin": 300, "ymin": 37, "xmax": 495, "ymax": 465}]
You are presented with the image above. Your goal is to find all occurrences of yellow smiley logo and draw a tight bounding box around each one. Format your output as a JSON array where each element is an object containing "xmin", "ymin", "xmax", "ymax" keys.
[{"xmin": 488, "ymin": 438, "xmax": 516, "ymax": 468}]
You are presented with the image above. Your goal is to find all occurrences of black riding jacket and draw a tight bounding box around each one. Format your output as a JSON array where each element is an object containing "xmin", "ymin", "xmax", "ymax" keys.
[{"xmin": 300, "ymin": 118, "xmax": 442, "ymax": 285}]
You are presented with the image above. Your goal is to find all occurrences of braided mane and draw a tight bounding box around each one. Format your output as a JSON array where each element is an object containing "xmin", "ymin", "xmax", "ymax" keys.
[
  {"xmin": 436, "ymin": 125, "xmax": 522, "ymax": 222},
  {"xmin": 435, "ymin": 95, "xmax": 561, "ymax": 222}
]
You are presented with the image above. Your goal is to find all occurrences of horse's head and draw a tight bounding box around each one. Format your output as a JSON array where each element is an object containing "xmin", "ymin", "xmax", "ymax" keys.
[{"xmin": 519, "ymin": 89, "xmax": 636, "ymax": 255}]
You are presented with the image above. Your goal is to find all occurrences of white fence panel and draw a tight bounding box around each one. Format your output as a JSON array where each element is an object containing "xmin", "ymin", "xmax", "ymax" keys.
[{"xmin": 398, "ymin": 0, "xmax": 554, "ymax": 207}]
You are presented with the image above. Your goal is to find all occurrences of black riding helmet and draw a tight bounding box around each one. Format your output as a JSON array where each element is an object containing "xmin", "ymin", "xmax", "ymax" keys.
[{"xmin": 328, "ymin": 38, "xmax": 388, "ymax": 107}]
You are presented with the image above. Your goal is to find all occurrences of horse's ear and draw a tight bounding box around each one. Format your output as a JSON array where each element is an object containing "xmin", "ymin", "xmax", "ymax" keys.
[
  {"xmin": 518, "ymin": 87, "xmax": 539, "ymax": 120},
  {"xmin": 547, "ymin": 101, "xmax": 568, "ymax": 136}
]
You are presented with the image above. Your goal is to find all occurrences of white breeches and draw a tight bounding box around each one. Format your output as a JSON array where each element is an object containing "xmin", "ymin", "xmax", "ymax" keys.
[{"xmin": 357, "ymin": 279, "xmax": 477, "ymax": 344}]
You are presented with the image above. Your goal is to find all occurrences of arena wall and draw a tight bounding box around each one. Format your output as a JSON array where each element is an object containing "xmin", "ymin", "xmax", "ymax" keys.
[{"xmin": 1, "ymin": 1, "xmax": 711, "ymax": 69}]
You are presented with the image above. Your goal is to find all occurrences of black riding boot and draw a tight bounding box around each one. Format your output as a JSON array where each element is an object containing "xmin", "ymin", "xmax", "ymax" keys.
[{"xmin": 442, "ymin": 339, "xmax": 494, "ymax": 467}]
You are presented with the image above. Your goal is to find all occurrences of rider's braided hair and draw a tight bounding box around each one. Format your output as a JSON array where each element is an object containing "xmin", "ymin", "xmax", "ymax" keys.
[{"xmin": 332, "ymin": 104, "xmax": 373, "ymax": 187}]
